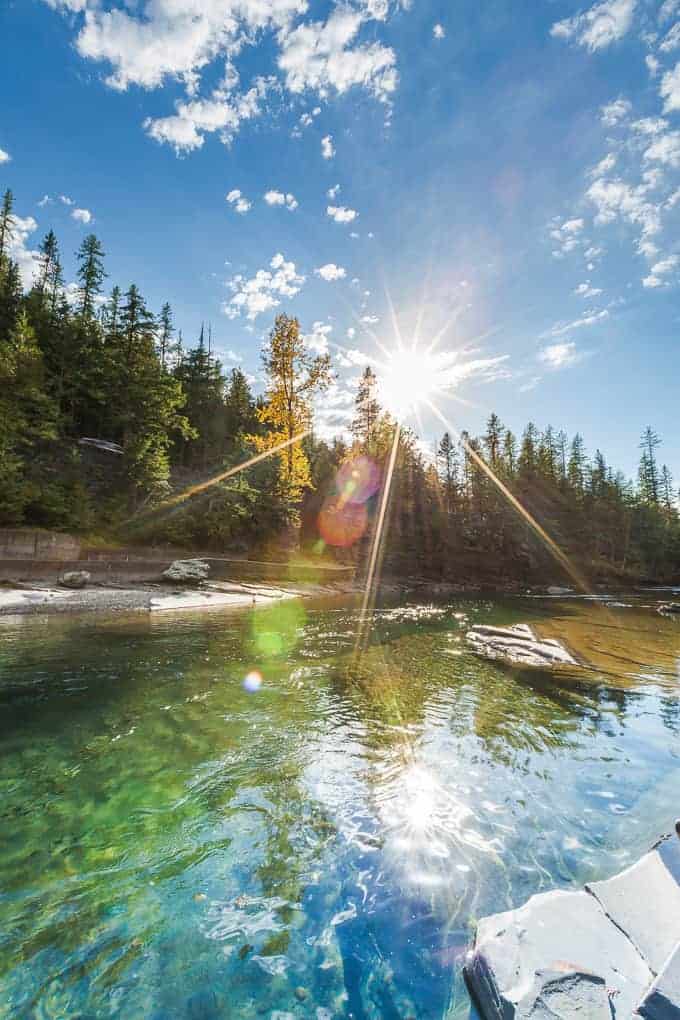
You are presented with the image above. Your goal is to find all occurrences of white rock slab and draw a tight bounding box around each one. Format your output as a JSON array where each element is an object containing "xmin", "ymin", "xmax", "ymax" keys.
[{"xmin": 466, "ymin": 624, "xmax": 581, "ymax": 669}]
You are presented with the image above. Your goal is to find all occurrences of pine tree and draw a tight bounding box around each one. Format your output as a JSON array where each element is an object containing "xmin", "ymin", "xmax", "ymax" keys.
[
  {"xmin": 502, "ymin": 428, "xmax": 517, "ymax": 477},
  {"xmin": 76, "ymin": 234, "xmax": 106, "ymax": 320},
  {"xmin": 638, "ymin": 426, "xmax": 661, "ymax": 504},
  {"xmin": 437, "ymin": 431, "xmax": 458, "ymax": 515},
  {"xmin": 483, "ymin": 413, "xmax": 503, "ymax": 470},
  {"xmin": 351, "ymin": 365, "xmax": 381, "ymax": 453},
  {"xmin": 568, "ymin": 433, "xmax": 586, "ymax": 494},
  {"xmin": 158, "ymin": 302, "xmax": 173, "ymax": 370},
  {"xmin": 0, "ymin": 189, "xmax": 14, "ymax": 266},
  {"xmin": 518, "ymin": 422, "xmax": 539, "ymax": 480}
]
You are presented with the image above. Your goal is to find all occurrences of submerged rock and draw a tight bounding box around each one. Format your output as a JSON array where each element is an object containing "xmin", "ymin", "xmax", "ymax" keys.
[
  {"xmin": 59, "ymin": 570, "xmax": 91, "ymax": 589},
  {"xmin": 465, "ymin": 623, "xmax": 581, "ymax": 669},
  {"xmin": 161, "ymin": 559, "xmax": 210, "ymax": 584}
]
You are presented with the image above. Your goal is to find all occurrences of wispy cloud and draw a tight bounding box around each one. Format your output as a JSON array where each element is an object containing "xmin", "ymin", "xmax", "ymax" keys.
[
  {"xmin": 226, "ymin": 189, "xmax": 251, "ymax": 214},
  {"xmin": 327, "ymin": 204, "xmax": 357, "ymax": 223},
  {"xmin": 551, "ymin": 0, "xmax": 636, "ymax": 52},
  {"xmin": 315, "ymin": 263, "xmax": 346, "ymax": 281},
  {"xmin": 264, "ymin": 189, "xmax": 298, "ymax": 210},
  {"xmin": 538, "ymin": 341, "xmax": 585, "ymax": 369}
]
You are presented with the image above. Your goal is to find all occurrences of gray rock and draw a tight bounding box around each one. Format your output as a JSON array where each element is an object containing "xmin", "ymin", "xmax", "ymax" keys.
[
  {"xmin": 465, "ymin": 624, "xmax": 581, "ymax": 669},
  {"xmin": 59, "ymin": 570, "xmax": 91, "ymax": 589},
  {"xmin": 547, "ymin": 586, "xmax": 573, "ymax": 596},
  {"xmin": 465, "ymin": 887, "xmax": 652, "ymax": 1018},
  {"xmin": 161, "ymin": 559, "xmax": 210, "ymax": 584},
  {"xmin": 637, "ymin": 943, "xmax": 680, "ymax": 1018},
  {"xmin": 587, "ymin": 841, "xmax": 680, "ymax": 973}
]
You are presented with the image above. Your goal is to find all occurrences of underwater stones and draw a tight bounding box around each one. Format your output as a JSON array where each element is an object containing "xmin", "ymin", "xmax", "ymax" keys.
[
  {"xmin": 466, "ymin": 835, "xmax": 680, "ymax": 1019},
  {"xmin": 465, "ymin": 623, "xmax": 581, "ymax": 669},
  {"xmin": 465, "ymin": 887, "xmax": 652, "ymax": 1018},
  {"xmin": 161, "ymin": 559, "xmax": 210, "ymax": 584},
  {"xmin": 59, "ymin": 569, "xmax": 91, "ymax": 588}
]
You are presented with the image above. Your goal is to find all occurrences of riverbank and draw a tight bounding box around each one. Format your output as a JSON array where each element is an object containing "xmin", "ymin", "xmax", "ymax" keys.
[{"xmin": 0, "ymin": 578, "xmax": 365, "ymax": 616}]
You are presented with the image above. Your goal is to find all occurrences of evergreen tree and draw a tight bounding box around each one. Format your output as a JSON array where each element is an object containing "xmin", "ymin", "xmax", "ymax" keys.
[
  {"xmin": 158, "ymin": 302, "xmax": 173, "ymax": 370},
  {"xmin": 483, "ymin": 413, "xmax": 503, "ymax": 470},
  {"xmin": 76, "ymin": 234, "xmax": 106, "ymax": 320},
  {"xmin": 638, "ymin": 426, "xmax": 661, "ymax": 504},
  {"xmin": 0, "ymin": 189, "xmax": 14, "ymax": 266},
  {"xmin": 351, "ymin": 365, "xmax": 381, "ymax": 453}
]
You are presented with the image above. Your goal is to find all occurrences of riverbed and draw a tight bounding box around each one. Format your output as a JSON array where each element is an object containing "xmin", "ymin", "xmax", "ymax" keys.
[{"xmin": 0, "ymin": 593, "xmax": 678, "ymax": 1018}]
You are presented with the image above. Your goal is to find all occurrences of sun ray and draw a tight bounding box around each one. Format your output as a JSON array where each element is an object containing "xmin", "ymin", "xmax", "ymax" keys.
[
  {"xmin": 354, "ymin": 422, "xmax": 401, "ymax": 656},
  {"xmin": 125, "ymin": 430, "xmax": 311, "ymax": 527},
  {"xmin": 423, "ymin": 399, "xmax": 592, "ymax": 594}
]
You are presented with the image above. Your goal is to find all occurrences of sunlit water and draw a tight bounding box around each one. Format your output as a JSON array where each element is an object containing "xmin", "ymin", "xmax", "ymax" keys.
[{"xmin": 1, "ymin": 594, "xmax": 679, "ymax": 1019}]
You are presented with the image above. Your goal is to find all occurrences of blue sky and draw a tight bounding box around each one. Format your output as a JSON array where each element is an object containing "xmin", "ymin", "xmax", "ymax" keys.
[{"xmin": 1, "ymin": 0, "xmax": 679, "ymax": 480}]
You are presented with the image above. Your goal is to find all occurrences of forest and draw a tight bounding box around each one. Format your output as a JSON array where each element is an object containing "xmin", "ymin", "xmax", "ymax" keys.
[{"xmin": 1, "ymin": 187, "xmax": 679, "ymax": 584}]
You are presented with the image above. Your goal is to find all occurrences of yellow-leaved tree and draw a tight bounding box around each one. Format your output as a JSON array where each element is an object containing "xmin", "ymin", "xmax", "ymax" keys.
[{"xmin": 254, "ymin": 314, "xmax": 331, "ymax": 520}]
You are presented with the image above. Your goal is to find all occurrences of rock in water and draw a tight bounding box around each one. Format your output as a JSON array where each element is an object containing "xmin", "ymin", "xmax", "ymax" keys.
[
  {"xmin": 547, "ymin": 585, "xmax": 573, "ymax": 595},
  {"xmin": 161, "ymin": 559, "xmax": 210, "ymax": 584},
  {"xmin": 465, "ymin": 623, "xmax": 580, "ymax": 669},
  {"xmin": 59, "ymin": 570, "xmax": 91, "ymax": 589},
  {"xmin": 659, "ymin": 603, "xmax": 680, "ymax": 616},
  {"xmin": 465, "ymin": 834, "xmax": 680, "ymax": 1019}
]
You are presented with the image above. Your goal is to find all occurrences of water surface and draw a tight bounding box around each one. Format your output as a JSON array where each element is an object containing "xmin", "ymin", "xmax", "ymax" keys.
[{"xmin": 1, "ymin": 594, "xmax": 679, "ymax": 1018}]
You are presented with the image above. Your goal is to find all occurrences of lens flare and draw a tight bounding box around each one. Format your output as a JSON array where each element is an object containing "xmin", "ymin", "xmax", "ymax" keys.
[
  {"xmin": 243, "ymin": 670, "xmax": 263, "ymax": 693},
  {"xmin": 336, "ymin": 456, "xmax": 381, "ymax": 505},
  {"xmin": 318, "ymin": 496, "xmax": 368, "ymax": 548}
]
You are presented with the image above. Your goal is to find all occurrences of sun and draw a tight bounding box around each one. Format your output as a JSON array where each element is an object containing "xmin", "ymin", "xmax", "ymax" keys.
[{"xmin": 377, "ymin": 346, "xmax": 442, "ymax": 420}]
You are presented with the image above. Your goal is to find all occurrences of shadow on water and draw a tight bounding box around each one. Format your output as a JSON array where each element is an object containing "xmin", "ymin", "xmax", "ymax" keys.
[{"xmin": 0, "ymin": 594, "xmax": 678, "ymax": 1017}]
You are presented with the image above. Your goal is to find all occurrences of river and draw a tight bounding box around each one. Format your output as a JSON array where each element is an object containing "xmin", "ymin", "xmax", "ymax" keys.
[{"xmin": 0, "ymin": 593, "xmax": 678, "ymax": 1018}]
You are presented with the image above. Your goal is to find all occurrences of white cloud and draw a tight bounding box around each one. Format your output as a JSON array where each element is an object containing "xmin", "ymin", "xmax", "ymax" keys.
[
  {"xmin": 303, "ymin": 320, "xmax": 332, "ymax": 354},
  {"xmin": 60, "ymin": 194, "xmax": 74, "ymax": 206},
  {"xmin": 327, "ymin": 204, "xmax": 357, "ymax": 223},
  {"xmin": 574, "ymin": 281, "xmax": 603, "ymax": 297},
  {"xmin": 224, "ymin": 252, "xmax": 305, "ymax": 320},
  {"xmin": 0, "ymin": 148, "xmax": 10, "ymax": 164},
  {"xmin": 360, "ymin": 314, "xmax": 379, "ymax": 325},
  {"xmin": 600, "ymin": 96, "xmax": 632, "ymax": 126},
  {"xmin": 7, "ymin": 214, "xmax": 40, "ymax": 287},
  {"xmin": 547, "ymin": 308, "xmax": 609, "ymax": 337},
  {"xmin": 587, "ymin": 176, "xmax": 661, "ymax": 238},
  {"xmin": 666, "ymin": 186, "xmax": 680, "ymax": 206},
  {"xmin": 644, "ymin": 129, "xmax": 680, "ymax": 167},
  {"xmin": 433, "ymin": 23, "xmax": 445, "ymax": 39},
  {"xmin": 632, "ymin": 116, "xmax": 668, "ymax": 136},
  {"xmin": 321, "ymin": 134, "xmax": 335, "ymax": 160},
  {"xmin": 588, "ymin": 152, "xmax": 617, "ymax": 176},
  {"xmin": 346, "ymin": 326, "xmax": 356, "ymax": 339},
  {"xmin": 327, "ymin": 183, "xmax": 341, "ymax": 199},
  {"xmin": 660, "ymin": 61, "xmax": 680, "ymax": 112},
  {"xmin": 264, "ymin": 189, "xmax": 298, "ymax": 210},
  {"xmin": 646, "ymin": 54, "xmax": 660, "ymax": 76},
  {"xmin": 642, "ymin": 253, "xmax": 678, "ymax": 287},
  {"xmin": 660, "ymin": 21, "xmax": 680, "ymax": 51},
  {"xmin": 72, "ymin": 207, "xmax": 93, "ymax": 224},
  {"xmin": 550, "ymin": 216, "xmax": 585, "ymax": 255},
  {"xmin": 538, "ymin": 341, "xmax": 584, "ymax": 369},
  {"xmin": 550, "ymin": 0, "xmax": 636, "ymax": 51},
  {"xmin": 226, "ymin": 189, "xmax": 252, "ymax": 214},
  {"xmin": 315, "ymin": 262, "xmax": 346, "ymax": 281},
  {"xmin": 278, "ymin": 8, "xmax": 397, "ymax": 102},
  {"xmin": 37, "ymin": 194, "xmax": 51, "ymax": 207},
  {"xmin": 145, "ymin": 77, "xmax": 272, "ymax": 154}
]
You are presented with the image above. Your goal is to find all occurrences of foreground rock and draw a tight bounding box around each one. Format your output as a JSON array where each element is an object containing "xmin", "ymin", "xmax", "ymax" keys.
[
  {"xmin": 466, "ymin": 623, "xmax": 581, "ymax": 669},
  {"xmin": 465, "ymin": 833, "xmax": 680, "ymax": 1018},
  {"xmin": 161, "ymin": 559, "xmax": 210, "ymax": 584},
  {"xmin": 59, "ymin": 570, "xmax": 91, "ymax": 589}
]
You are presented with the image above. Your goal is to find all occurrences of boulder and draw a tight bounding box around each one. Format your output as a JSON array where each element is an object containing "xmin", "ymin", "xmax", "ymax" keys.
[
  {"xmin": 59, "ymin": 570, "xmax": 91, "ymax": 589},
  {"xmin": 465, "ymin": 835, "xmax": 680, "ymax": 1019},
  {"xmin": 547, "ymin": 585, "xmax": 574, "ymax": 596},
  {"xmin": 465, "ymin": 887, "xmax": 652, "ymax": 1018},
  {"xmin": 465, "ymin": 623, "xmax": 581, "ymax": 669},
  {"xmin": 161, "ymin": 559, "xmax": 210, "ymax": 585}
]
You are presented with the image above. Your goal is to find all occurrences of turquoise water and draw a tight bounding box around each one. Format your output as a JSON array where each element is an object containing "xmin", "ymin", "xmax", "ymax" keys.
[{"xmin": 0, "ymin": 595, "xmax": 679, "ymax": 1019}]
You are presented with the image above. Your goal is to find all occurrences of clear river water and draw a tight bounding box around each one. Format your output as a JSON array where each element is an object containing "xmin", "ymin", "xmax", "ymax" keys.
[{"xmin": 1, "ymin": 593, "xmax": 679, "ymax": 1019}]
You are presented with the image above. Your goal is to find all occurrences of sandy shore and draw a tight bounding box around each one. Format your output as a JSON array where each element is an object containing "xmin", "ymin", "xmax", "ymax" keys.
[{"xmin": 0, "ymin": 579, "xmax": 357, "ymax": 617}]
